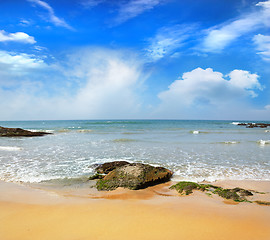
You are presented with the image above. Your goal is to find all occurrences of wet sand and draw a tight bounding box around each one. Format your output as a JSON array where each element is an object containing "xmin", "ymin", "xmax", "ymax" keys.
[{"xmin": 0, "ymin": 180, "xmax": 270, "ymax": 240}]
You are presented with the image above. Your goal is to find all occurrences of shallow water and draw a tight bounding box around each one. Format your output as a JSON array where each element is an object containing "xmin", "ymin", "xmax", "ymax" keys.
[{"xmin": 0, "ymin": 120, "xmax": 269, "ymax": 184}]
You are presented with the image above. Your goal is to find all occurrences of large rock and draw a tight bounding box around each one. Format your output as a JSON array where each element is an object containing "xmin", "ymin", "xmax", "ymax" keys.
[
  {"xmin": 96, "ymin": 162, "xmax": 173, "ymax": 191},
  {"xmin": 0, "ymin": 126, "xmax": 51, "ymax": 137}
]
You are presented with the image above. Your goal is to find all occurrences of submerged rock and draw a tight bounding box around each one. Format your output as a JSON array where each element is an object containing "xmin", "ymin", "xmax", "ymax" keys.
[
  {"xmin": 0, "ymin": 126, "xmax": 51, "ymax": 137},
  {"xmin": 95, "ymin": 162, "xmax": 173, "ymax": 191}
]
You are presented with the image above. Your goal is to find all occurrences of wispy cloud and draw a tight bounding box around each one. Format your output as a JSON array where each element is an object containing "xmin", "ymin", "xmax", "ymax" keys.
[
  {"xmin": 253, "ymin": 34, "xmax": 270, "ymax": 61},
  {"xmin": 113, "ymin": 0, "xmax": 164, "ymax": 25},
  {"xmin": 19, "ymin": 19, "xmax": 32, "ymax": 27},
  {"xmin": 145, "ymin": 25, "xmax": 195, "ymax": 62},
  {"xmin": 80, "ymin": 0, "xmax": 105, "ymax": 8},
  {"xmin": 0, "ymin": 30, "xmax": 36, "ymax": 44},
  {"xmin": 27, "ymin": 0, "xmax": 73, "ymax": 30},
  {"xmin": 201, "ymin": 0, "xmax": 270, "ymax": 52}
]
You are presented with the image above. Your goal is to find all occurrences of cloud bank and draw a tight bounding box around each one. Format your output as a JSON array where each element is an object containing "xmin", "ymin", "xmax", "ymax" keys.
[
  {"xmin": 0, "ymin": 47, "xmax": 269, "ymax": 120},
  {"xmin": 0, "ymin": 48, "xmax": 144, "ymax": 120}
]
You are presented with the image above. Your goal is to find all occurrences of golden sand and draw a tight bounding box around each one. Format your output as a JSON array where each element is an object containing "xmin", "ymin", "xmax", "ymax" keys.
[{"xmin": 0, "ymin": 180, "xmax": 269, "ymax": 240}]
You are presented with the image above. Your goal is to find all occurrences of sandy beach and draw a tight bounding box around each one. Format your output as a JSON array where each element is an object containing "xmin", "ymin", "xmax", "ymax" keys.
[{"xmin": 0, "ymin": 180, "xmax": 269, "ymax": 240}]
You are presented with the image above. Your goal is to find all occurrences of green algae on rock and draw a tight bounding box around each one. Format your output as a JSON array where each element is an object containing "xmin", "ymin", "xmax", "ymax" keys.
[
  {"xmin": 169, "ymin": 181, "xmax": 212, "ymax": 195},
  {"xmin": 88, "ymin": 173, "xmax": 104, "ymax": 180},
  {"xmin": 255, "ymin": 201, "xmax": 270, "ymax": 206}
]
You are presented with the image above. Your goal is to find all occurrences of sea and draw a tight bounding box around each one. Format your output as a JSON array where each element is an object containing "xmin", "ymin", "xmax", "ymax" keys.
[{"xmin": 0, "ymin": 120, "xmax": 270, "ymax": 186}]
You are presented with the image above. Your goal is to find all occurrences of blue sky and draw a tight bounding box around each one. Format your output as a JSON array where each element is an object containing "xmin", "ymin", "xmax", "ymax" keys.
[{"xmin": 0, "ymin": 0, "xmax": 269, "ymax": 120}]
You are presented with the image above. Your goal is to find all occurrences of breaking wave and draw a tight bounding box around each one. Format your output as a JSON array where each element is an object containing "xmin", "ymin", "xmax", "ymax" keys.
[{"xmin": 0, "ymin": 146, "xmax": 22, "ymax": 151}]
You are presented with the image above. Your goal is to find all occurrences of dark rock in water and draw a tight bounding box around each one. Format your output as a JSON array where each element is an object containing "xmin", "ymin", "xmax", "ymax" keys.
[
  {"xmin": 96, "ymin": 162, "xmax": 173, "ymax": 191},
  {"xmin": 0, "ymin": 126, "xmax": 51, "ymax": 137},
  {"xmin": 96, "ymin": 161, "xmax": 130, "ymax": 174},
  {"xmin": 236, "ymin": 122, "xmax": 270, "ymax": 128}
]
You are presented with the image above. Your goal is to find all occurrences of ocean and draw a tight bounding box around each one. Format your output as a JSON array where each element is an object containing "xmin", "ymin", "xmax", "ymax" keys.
[{"xmin": 0, "ymin": 120, "xmax": 270, "ymax": 185}]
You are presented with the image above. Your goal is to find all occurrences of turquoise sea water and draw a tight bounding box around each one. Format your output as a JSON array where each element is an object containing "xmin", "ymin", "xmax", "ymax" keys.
[{"xmin": 0, "ymin": 120, "xmax": 270, "ymax": 184}]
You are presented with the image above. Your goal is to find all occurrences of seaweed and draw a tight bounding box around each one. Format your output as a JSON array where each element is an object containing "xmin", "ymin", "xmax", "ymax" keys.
[
  {"xmin": 254, "ymin": 201, "xmax": 270, "ymax": 206},
  {"xmin": 170, "ymin": 181, "xmax": 254, "ymax": 203}
]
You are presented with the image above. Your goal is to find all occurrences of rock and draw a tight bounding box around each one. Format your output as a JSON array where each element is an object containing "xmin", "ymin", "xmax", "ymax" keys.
[
  {"xmin": 232, "ymin": 187, "xmax": 253, "ymax": 197},
  {"xmin": 88, "ymin": 173, "xmax": 104, "ymax": 180},
  {"xmin": 96, "ymin": 162, "xmax": 173, "ymax": 191},
  {"xmin": 96, "ymin": 161, "xmax": 130, "ymax": 174},
  {"xmin": 235, "ymin": 122, "xmax": 270, "ymax": 128},
  {"xmin": 0, "ymin": 126, "xmax": 51, "ymax": 137}
]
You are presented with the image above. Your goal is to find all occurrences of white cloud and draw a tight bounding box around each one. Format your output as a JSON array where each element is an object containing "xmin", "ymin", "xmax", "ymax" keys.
[
  {"xmin": 0, "ymin": 30, "xmax": 36, "ymax": 44},
  {"xmin": 0, "ymin": 48, "xmax": 145, "ymax": 120},
  {"xmin": 228, "ymin": 69, "xmax": 263, "ymax": 97},
  {"xmin": 28, "ymin": 0, "xmax": 73, "ymax": 30},
  {"xmin": 145, "ymin": 25, "xmax": 195, "ymax": 61},
  {"xmin": 0, "ymin": 50, "xmax": 45, "ymax": 72},
  {"xmin": 114, "ymin": 0, "xmax": 163, "ymax": 25},
  {"xmin": 253, "ymin": 34, "xmax": 270, "ymax": 61},
  {"xmin": 156, "ymin": 68, "xmax": 263, "ymax": 119},
  {"xmin": 201, "ymin": 0, "xmax": 270, "ymax": 52}
]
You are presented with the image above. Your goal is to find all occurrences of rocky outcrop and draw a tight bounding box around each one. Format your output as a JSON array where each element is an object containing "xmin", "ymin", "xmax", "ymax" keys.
[
  {"xmin": 236, "ymin": 123, "xmax": 270, "ymax": 128},
  {"xmin": 94, "ymin": 161, "xmax": 173, "ymax": 191},
  {"xmin": 0, "ymin": 126, "xmax": 51, "ymax": 137}
]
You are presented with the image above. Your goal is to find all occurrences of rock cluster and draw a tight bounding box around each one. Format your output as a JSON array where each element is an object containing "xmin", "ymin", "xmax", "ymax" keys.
[
  {"xmin": 0, "ymin": 126, "xmax": 51, "ymax": 137},
  {"xmin": 90, "ymin": 161, "xmax": 173, "ymax": 191},
  {"xmin": 236, "ymin": 123, "xmax": 270, "ymax": 128}
]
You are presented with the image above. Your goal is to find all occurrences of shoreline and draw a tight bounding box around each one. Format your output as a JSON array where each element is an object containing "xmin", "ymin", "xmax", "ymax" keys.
[{"xmin": 1, "ymin": 180, "xmax": 270, "ymax": 240}]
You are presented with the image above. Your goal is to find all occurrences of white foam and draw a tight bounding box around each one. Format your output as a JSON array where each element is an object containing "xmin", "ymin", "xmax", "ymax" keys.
[
  {"xmin": 223, "ymin": 141, "xmax": 240, "ymax": 144},
  {"xmin": 192, "ymin": 130, "xmax": 200, "ymax": 134},
  {"xmin": 25, "ymin": 129, "xmax": 54, "ymax": 133},
  {"xmin": 77, "ymin": 129, "xmax": 93, "ymax": 133},
  {"xmin": 231, "ymin": 122, "xmax": 240, "ymax": 125},
  {"xmin": 258, "ymin": 140, "xmax": 270, "ymax": 146},
  {"xmin": 0, "ymin": 146, "xmax": 22, "ymax": 151}
]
